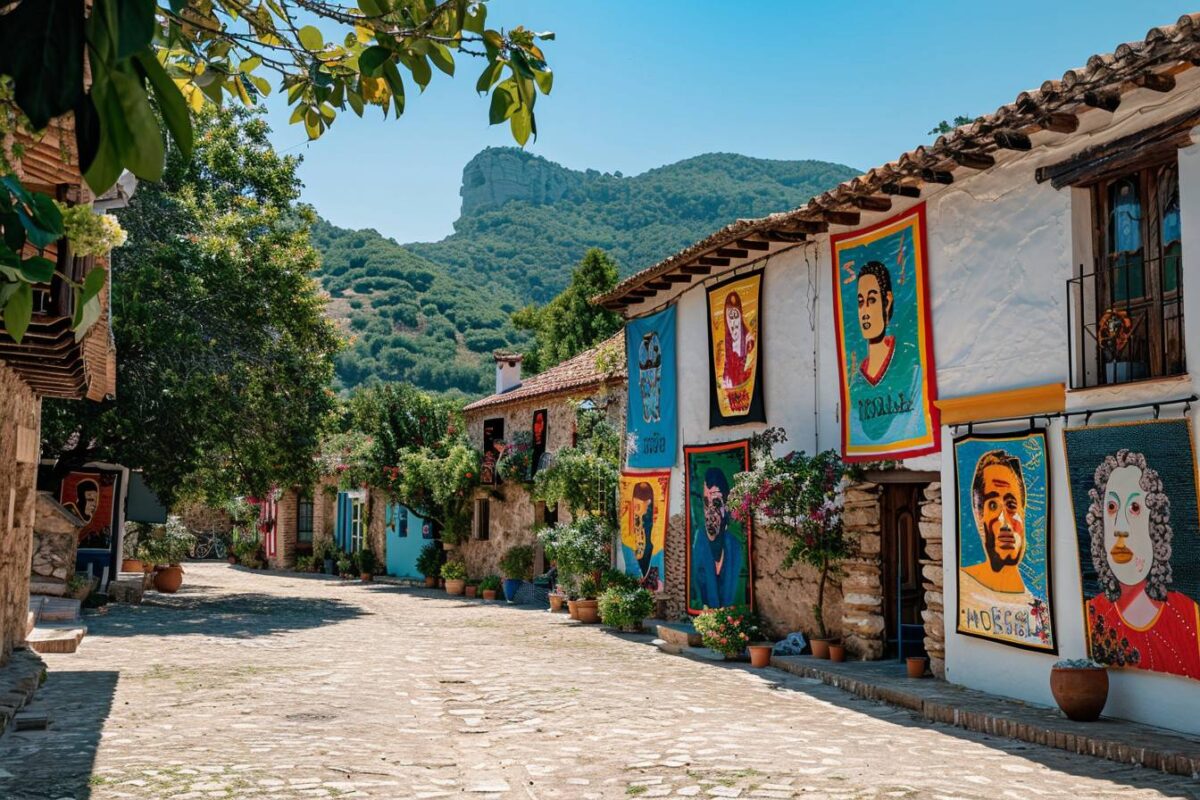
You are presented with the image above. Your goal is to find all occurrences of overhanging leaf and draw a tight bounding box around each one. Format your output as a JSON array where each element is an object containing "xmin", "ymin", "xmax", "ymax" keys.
[
  {"xmin": 4, "ymin": 282, "xmax": 32, "ymax": 343},
  {"xmin": 298, "ymin": 25, "xmax": 324, "ymax": 51},
  {"xmin": 358, "ymin": 45, "xmax": 391, "ymax": 78},
  {"xmin": 0, "ymin": 0, "xmax": 86, "ymax": 130},
  {"xmin": 115, "ymin": 0, "xmax": 156, "ymax": 60},
  {"xmin": 19, "ymin": 256, "xmax": 56, "ymax": 284},
  {"xmin": 109, "ymin": 67, "xmax": 166, "ymax": 180},
  {"xmin": 135, "ymin": 51, "xmax": 193, "ymax": 159}
]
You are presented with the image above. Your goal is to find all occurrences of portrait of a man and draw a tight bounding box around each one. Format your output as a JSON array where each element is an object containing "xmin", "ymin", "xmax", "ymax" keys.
[
  {"xmin": 955, "ymin": 431, "xmax": 1055, "ymax": 652},
  {"xmin": 618, "ymin": 472, "xmax": 669, "ymax": 593},
  {"xmin": 685, "ymin": 441, "xmax": 752, "ymax": 614},
  {"xmin": 59, "ymin": 470, "xmax": 119, "ymax": 551}
]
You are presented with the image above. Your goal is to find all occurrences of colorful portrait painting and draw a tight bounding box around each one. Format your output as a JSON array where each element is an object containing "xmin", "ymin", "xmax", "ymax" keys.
[
  {"xmin": 530, "ymin": 409, "xmax": 549, "ymax": 477},
  {"xmin": 60, "ymin": 470, "xmax": 118, "ymax": 550},
  {"xmin": 706, "ymin": 270, "xmax": 765, "ymax": 426},
  {"xmin": 831, "ymin": 204, "xmax": 939, "ymax": 461},
  {"xmin": 626, "ymin": 305, "xmax": 677, "ymax": 468},
  {"xmin": 1064, "ymin": 418, "xmax": 1200, "ymax": 681},
  {"xmin": 618, "ymin": 470, "xmax": 670, "ymax": 592},
  {"xmin": 480, "ymin": 417, "xmax": 505, "ymax": 486},
  {"xmin": 954, "ymin": 430, "xmax": 1056, "ymax": 653},
  {"xmin": 684, "ymin": 441, "xmax": 753, "ymax": 614}
]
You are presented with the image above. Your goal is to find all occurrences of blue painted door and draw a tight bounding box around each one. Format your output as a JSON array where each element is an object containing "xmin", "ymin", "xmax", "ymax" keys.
[
  {"xmin": 335, "ymin": 492, "xmax": 352, "ymax": 552},
  {"xmin": 385, "ymin": 502, "xmax": 425, "ymax": 578}
]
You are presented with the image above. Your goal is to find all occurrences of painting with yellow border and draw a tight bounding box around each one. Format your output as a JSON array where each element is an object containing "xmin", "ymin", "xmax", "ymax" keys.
[
  {"xmin": 617, "ymin": 470, "xmax": 670, "ymax": 592},
  {"xmin": 830, "ymin": 204, "xmax": 939, "ymax": 461},
  {"xmin": 706, "ymin": 269, "xmax": 765, "ymax": 426}
]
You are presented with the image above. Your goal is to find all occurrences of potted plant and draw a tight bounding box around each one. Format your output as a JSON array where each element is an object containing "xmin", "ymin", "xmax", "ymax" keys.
[
  {"xmin": 479, "ymin": 575, "xmax": 501, "ymax": 601},
  {"xmin": 337, "ymin": 554, "xmax": 354, "ymax": 578},
  {"xmin": 907, "ymin": 656, "xmax": 928, "ymax": 678},
  {"xmin": 548, "ymin": 591, "xmax": 565, "ymax": 613},
  {"xmin": 499, "ymin": 544, "xmax": 534, "ymax": 603},
  {"xmin": 747, "ymin": 641, "xmax": 774, "ymax": 668},
  {"xmin": 121, "ymin": 522, "xmax": 144, "ymax": 573},
  {"xmin": 313, "ymin": 541, "xmax": 336, "ymax": 575},
  {"xmin": 465, "ymin": 580, "xmax": 479, "ymax": 599},
  {"xmin": 694, "ymin": 606, "xmax": 760, "ymax": 660},
  {"xmin": 538, "ymin": 516, "xmax": 613, "ymax": 613},
  {"xmin": 295, "ymin": 555, "xmax": 313, "ymax": 573},
  {"xmin": 65, "ymin": 574, "xmax": 93, "ymax": 602},
  {"xmin": 417, "ymin": 541, "xmax": 443, "ymax": 588},
  {"xmin": 141, "ymin": 518, "xmax": 197, "ymax": 594},
  {"xmin": 574, "ymin": 576, "xmax": 601, "ymax": 624},
  {"xmin": 828, "ymin": 641, "xmax": 846, "ymax": 663},
  {"xmin": 358, "ymin": 548, "xmax": 377, "ymax": 582},
  {"xmin": 597, "ymin": 586, "xmax": 653, "ymax": 633},
  {"xmin": 730, "ymin": 430, "xmax": 860, "ymax": 658},
  {"xmin": 1050, "ymin": 658, "xmax": 1109, "ymax": 721},
  {"xmin": 441, "ymin": 559, "xmax": 467, "ymax": 595}
]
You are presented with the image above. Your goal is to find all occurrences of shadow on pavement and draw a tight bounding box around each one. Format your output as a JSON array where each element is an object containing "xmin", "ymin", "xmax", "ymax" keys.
[{"xmin": 0, "ymin": 670, "xmax": 116, "ymax": 800}]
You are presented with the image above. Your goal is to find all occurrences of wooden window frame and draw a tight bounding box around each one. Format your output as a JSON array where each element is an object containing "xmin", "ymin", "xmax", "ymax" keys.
[{"xmin": 296, "ymin": 495, "xmax": 314, "ymax": 546}]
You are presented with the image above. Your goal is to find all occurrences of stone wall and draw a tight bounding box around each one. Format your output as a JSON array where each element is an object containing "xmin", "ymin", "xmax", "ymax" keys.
[
  {"xmin": 841, "ymin": 482, "xmax": 885, "ymax": 659},
  {"xmin": 268, "ymin": 489, "xmax": 298, "ymax": 570},
  {"xmin": 919, "ymin": 482, "xmax": 945, "ymax": 678},
  {"xmin": 312, "ymin": 477, "xmax": 337, "ymax": 553},
  {"xmin": 31, "ymin": 492, "xmax": 81, "ymax": 583},
  {"xmin": 0, "ymin": 362, "xmax": 41, "ymax": 665},
  {"xmin": 176, "ymin": 501, "xmax": 233, "ymax": 536},
  {"xmin": 458, "ymin": 482, "xmax": 540, "ymax": 580}
]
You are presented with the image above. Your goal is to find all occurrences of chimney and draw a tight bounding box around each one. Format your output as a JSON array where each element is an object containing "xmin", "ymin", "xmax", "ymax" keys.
[{"xmin": 494, "ymin": 352, "xmax": 523, "ymax": 394}]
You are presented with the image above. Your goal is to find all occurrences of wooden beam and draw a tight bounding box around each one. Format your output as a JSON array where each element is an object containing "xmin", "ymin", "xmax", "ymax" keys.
[
  {"xmin": 949, "ymin": 150, "xmax": 996, "ymax": 170},
  {"xmin": 1039, "ymin": 113, "xmax": 1079, "ymax": 134},
  {"xmin": 698, "ymin": 256, "xmax": 730, "ymax": 267},
  {"xmin": 779, "ymin": 219, "xmax": 828, "ymax": 234},
  {"xmin": 880, "ymin": 183, "xmax": 921, "ymax": 198},
  {"xmin": 992, "ymin": 130, "xmax": 1032, "ymax": 151},
  {"xmin": 663, "ymin": 274, "xmax": 691, "ymax": 284},
  {"xmin": 630, "ymin": 288, "xmax": 656, "ymax": 298},
  {"xmin": 821, "ymin": 210, "xmax": 861, "ymax": 226},
  {"xmin": 1131, "ymin": 72, "xmax": 1175, "ymax": 93},
  {"xmin": 714, "ymin": 247, "xmax": 749, "ymax": 259},
  {"xmin": 645, "ymin": 281, "xmax": 671, "ymax": 291},
  {"xmin": 681, "ymin": 264, "xmax": 712, "ymax": 275},
  {"xmin": 851, "ymin": 195, "xmax": 892, "ymax": 213},
  {"xmin": 762, "ymin": 229, "xmax": 807, "ymax": 243},
  {"xmin": 1083, "ymin": 89, "xmax": 1121, "ymax": 112},
  {"xmin": 736, "ymin": 238, "xmax": 770, "ymax": 251},
  {"xmin": 920, "ymin": 169, "xmax": 954, "ymax": 184}
]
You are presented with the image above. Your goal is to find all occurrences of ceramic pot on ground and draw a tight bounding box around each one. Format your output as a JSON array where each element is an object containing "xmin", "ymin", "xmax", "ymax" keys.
[
  {"xmin": 360, "ymin": 573, "xmax": 373, "ymax": 583},
  {"xmin": 154, "ymin": 565, "xmax": 184, "ymax": 594},
  {"xmin": 906, "ymin": 656, "xmax": 928, "ymax": 678},
  {"xmin": 748, "ymin": 644, "xmax": 773, "ymax": 668},
  {"xmin": 502, "ymin": 578, "xmax": 522, "ymax": 603},
  {"xmin": 810, "ymin": 639, "xmax": 830, "ymax": 659},
  {"xmin": 324, "ymin": 558, "xmax": 336, "ymax": 574},
  {"xmin": 227, "ymin": 556, "xmax": 237, "ymax": 565},
  {"xmin": 1050, "ymin": 666, "xmax": 1109, "ymax": 721},
  {"xmin": 445, "ymin": 578, "xmax": 466, "ymax": 595},
  {"xmin": 465, "ymin": 585, "xmax": 478, "ymax": 598},
  {"xmin": 482, "ymin": 589, "xmax": 497, "ymax": 601},
  {"xmin": 424, "ymin": 575, "xmax": 437, "ymax": 588},
  {"xmin": 829, "ymin": 643, "xmax": 846, "ymax": 663},
  {"xmin": 549, "ymin": 594, "xmax": 565, "ymax": 613},
  {"xmin": 567, "ymin": 599, "xmax": 579, "ymax": 619},
  {"xmin": 121, "ymin": 559, "xmax": 142, "ymax": 573},
  {"xmin": 575, "ymin": 599, "xmax": 600, "ymax": 624}
]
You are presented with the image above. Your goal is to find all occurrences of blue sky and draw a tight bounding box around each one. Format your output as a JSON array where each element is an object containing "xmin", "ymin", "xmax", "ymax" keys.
[{"xmin": 263, "ymin": 2, "xmax": 1195, "ymax": 244}]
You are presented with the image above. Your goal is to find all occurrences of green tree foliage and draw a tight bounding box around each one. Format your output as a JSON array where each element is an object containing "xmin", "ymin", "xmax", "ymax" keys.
[
  {"xmin": 511, "ymin": 248, "xmax": 622, "ymax": 373},
  {"xmin": 315, "ymin": 150, "xmax": 859, "ymax": 392},
  {"xmin": 533, "ymin": 403, "xmax": 621, "ymax": 522},
  {"xmin": 40, "ymin": 107, "xmax": 341, "ymax": 506}
]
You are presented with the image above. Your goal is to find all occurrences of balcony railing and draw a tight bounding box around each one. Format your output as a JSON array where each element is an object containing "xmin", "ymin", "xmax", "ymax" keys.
[{"xmin": 1067, "ymin": 254, "xmax": 1185, "ymax": 389}]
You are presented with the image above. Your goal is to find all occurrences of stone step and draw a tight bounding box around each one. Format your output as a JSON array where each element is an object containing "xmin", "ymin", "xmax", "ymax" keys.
[
  {"xmin": 34, "ymin": 597, "xmax": 81, "ymax": 624},
  {"xmin": 28, "ymin": 578, "xmax": 66, "ymax": 598},
  {"xmin": 13, "ymin": 710, "xmax": 50, "ymax": 731},
  {"xmin": 652, "ymin": 638, "xmax": 684, "ymax": 656},
  {"xmin": 655, "ymin": 621, "xmax": 702, "ymax": 648},
  {"xmin": 27, "ymin": 624, "xmax": 86, "ymax": 655}
]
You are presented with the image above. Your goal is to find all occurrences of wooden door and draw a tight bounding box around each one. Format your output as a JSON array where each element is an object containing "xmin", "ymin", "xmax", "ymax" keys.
[{"xmin": 880, "ymin": 483, "xmax": 926, "ymax": 659}]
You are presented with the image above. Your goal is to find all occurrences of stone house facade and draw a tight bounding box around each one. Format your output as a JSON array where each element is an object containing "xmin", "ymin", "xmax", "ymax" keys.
[
  {"xmin": 459, "ymin": 337, "xmax": 626, "ymax": 581},
  {"xmin": 595, "ymin": 14, "xmax": 1200, "ymax": 737}
]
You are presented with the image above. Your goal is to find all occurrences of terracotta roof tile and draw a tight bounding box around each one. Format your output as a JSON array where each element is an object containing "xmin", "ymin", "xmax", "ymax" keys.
[{"xmin": 463, "ymin": 331, "xmax": 626, "ymax": 412}]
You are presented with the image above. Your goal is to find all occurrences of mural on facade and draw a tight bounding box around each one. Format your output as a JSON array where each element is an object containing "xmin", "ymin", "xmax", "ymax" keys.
[
  {"xmin": 618, "ymin": 470, "xmax": 670, "ymax": 592},
  {"xmin": 1064, "ymin": 418, "xmax": 1200, "ymax": 680},
  {"xmin": 706, "ymin": 271, "xmax": 765, "ymax": 426},
  {"xmin": 626, "ymin": 305, "xmax": 677, "ymax": 467},
  {"xmin": 60, "ymin": 470, "xmax": 119, "ymax": 549},
  {"xmin": 831, "ymin": 204, "xmax": 938, "ymax": 461},
  {"xmin": 531, "ymin": 409, "xmax": 549, "ymax": 477},
  {"xmin": 480, "ymin": 417, "xmax": 505, "ymax": 485},
  {"xmin": 954, "ymin": 430, "xmax": 1056, "ymax": 653},
  {"xmin": 684, "ymin": 441, "xmax": 753, "ymax": 614}
]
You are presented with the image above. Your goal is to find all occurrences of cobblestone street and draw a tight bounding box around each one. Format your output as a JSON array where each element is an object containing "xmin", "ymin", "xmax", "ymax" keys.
[{"xmin": 1, "ymin": 563, "xmax": 1197, "ymax": 800}]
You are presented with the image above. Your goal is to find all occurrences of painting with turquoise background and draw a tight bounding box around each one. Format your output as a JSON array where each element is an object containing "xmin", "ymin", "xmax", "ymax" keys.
[
  {"xmin": 626, "ymin": 305, "xmax": 677, "ymax": 468},
  {"xmin": 831, "ymin": 204, "xmax": 939, "ymax": 461},
  {"xmin": 954, "ymin": 429, "xmax": 1055, "ymax": 653}
]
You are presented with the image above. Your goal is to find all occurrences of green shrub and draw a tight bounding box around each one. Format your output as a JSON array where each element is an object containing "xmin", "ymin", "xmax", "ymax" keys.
[
  {"xmin": 597, "ymin": 587, "xmax": 653, "ymax": 630},
  {"xmin": 358, "ymin": 548, "xmax": 377, "ymax": 575},
  {"xmin": 479, "ymin": 575, "xmax": 502, "ymax": 591},
  {"xmin": 602, "ymin": 568, "xmax": 640, "ymax": 592},
  {"xmin": 416, "ymin": 541, "xmax": 444, "ymax": 578},
  {"xmin": 441, "ymin": 560, "xmax": 467, "ymax": 581},
  {"xmin": 499, "ymin": 544, "xmax": 534, "ymax": 580}
]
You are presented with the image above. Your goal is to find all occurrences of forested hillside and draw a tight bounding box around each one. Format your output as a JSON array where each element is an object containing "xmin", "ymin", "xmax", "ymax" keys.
[{"xmin": 314, "ymin": 149, "xmax": 858, "ymax": 394}]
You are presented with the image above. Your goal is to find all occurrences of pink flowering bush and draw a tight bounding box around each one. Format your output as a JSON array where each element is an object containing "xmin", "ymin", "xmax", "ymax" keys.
[
  {"xmin": 693, "ymin": 606, "xmax": 763, "ymax": 658},
  {"xmin": 729, "ymin": 428, "xmax": 861, "ymax": 640}
]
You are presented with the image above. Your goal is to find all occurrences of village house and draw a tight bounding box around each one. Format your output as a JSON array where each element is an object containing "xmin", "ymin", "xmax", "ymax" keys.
[
  {"xmin": 596, "ymin": 16, "xmax": 1200, "ymax": 737},
  {"xmin": 458, "ymin": 337, "xmax": 626, "ymax": 582}
]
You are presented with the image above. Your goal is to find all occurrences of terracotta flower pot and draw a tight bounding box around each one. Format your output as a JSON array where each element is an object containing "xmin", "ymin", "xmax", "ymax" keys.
[
  {"xmin": 424, "ymin": 575, "xmax": 438, "ymax": 588},
  {"xmin": 828, "ymin": 643, "xmax": 846, "ymax": 663},
  {"xmin": 906, "ymin": 656, "xmax": 928, "ymax": 678},
  {"xmin": 227, "ymin": 556, "xmax": 237, "ymax": 565},
  {"xmin": 465, "ymin": 585, "xmax": 478, "ymax": 598},
  {"xmin": 810, "ymin": 638, "xmax": 830, "ymax": 659},
  {"xmin": 482, "ymin": 589, "xmax": 497, "ymax": 601},
  {"xmin": 445, "ymin": 578, "xmax": 466, "ymax": 595},
  {"xmin": 121, "ymin": 559, "xmax": 142, "ymax": 573},
  {"xmin": 567, "ymin": 599, "xmax": 579, "ymax": 620},
  {"xmin": 360, "ymin": 573, "xmax": 373, "ymax": 582},
  {"xmin": 748, "ymin": 644, "xmax": 773, "ymax": 668},
  {"xmin": 153, "ymin": 565, "xmax": 184, "ymax": 594},
  {"xmin": 1050, "ymin": 666, "xmax": 1109, "ymax": 721},
  {"xmin": 575, "ymin": 599, "xmax": 600, "ymax": 624},
  {"xmin": 549, "ymin": 594, "xmax": 565, "ymax": 613}
]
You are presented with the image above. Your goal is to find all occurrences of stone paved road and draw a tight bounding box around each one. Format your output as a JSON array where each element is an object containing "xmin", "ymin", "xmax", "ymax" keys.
[{"xmin": 1, "ymin": 564, "xmax": 1197, "ymax": 800}]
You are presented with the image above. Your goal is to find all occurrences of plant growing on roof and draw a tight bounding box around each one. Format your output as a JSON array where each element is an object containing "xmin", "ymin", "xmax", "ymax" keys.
[{"xmin": 728, "ymin": 428, "xmax": 862, "ymax": 642}]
